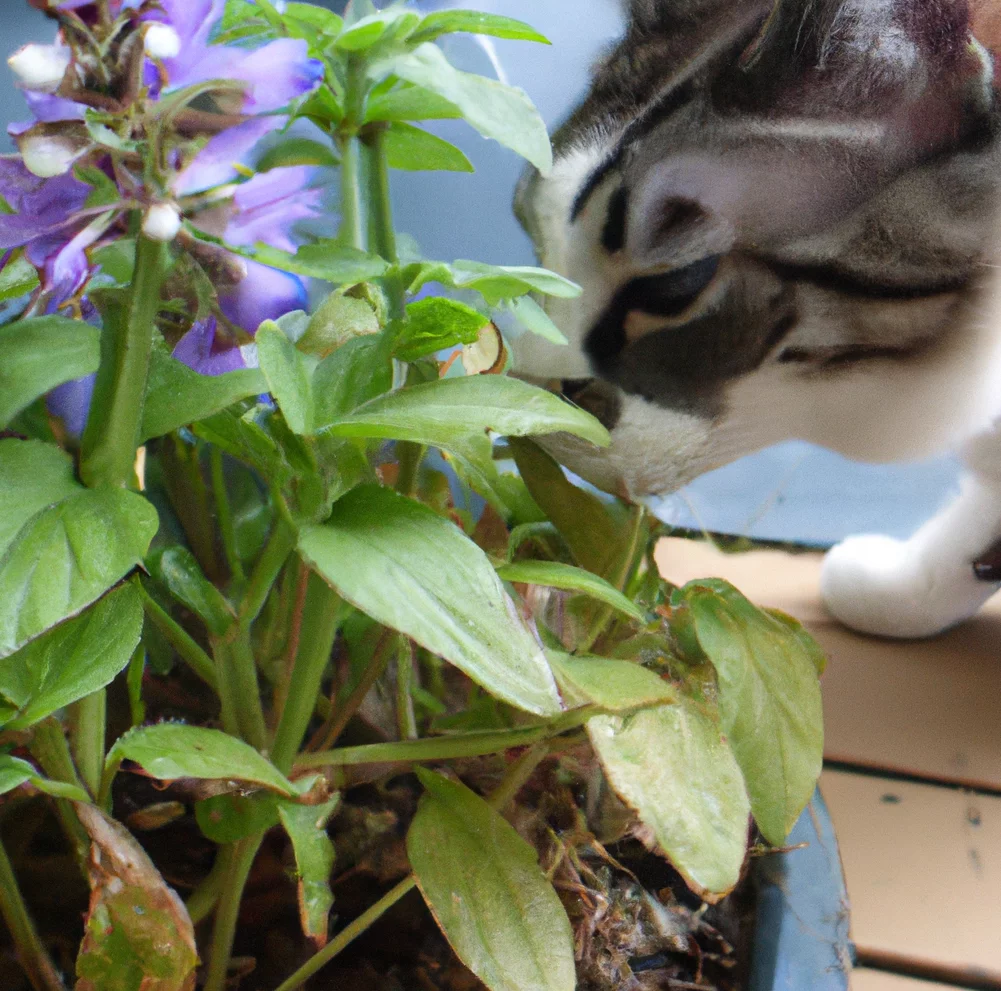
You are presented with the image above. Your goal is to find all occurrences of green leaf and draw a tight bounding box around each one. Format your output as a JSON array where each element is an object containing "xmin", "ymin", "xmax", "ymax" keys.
[
  {"xmin": 404, "ymin": 260, "xmax": 580, "ymax": 306},
  {"xmin": 371, "ymin": 45, "xmax": 553, "ymax": 173},
  {"xmin": 85, "ymin": 118, "xmax": 138, "ymax": 152},
  {"xmin": 75, "ymin": 805, "xmax": 198, "ymax": 991},
  {"xmin": 0, "ymin": 440, "xmax": 80, "ymax": 554},
  {"xmin": 256, "ymin": 320, "xmax": 315, "ymax": 434},
  {"xmin": 547, "ymin": 651, "xmax": 678, "ymax": 712},
  {"xmin": 322, "ymin": 375, "xmax": 610, "ymax": 447},
  {"xmin": 588, "ymin": 698, "xmax": 750, "ymax": 900},
  {"xmin": 384, "ymin": 121, "xmax": 473, "ymax": 172},
  {"xmin": 396, "ymin": 297, "xmax": 488, "ymax": 361},
  {"xmin": 681, "ymin": 579, "xmax": 825, "ymax": 845},
  {"xmin": 140, "ymin": 345, "xmax": 266, "ymax": 442},
  {"xmin": 0, "ymin": 754, "xmax": 89, "ymax": 801},
  {"xmin": 277, "ymin": 795, "xmax": 340, "ymax": 945},
  {"xmin": 234, "ymin": 241, "xmax": 389, "ymax": 284},
  {"xmin": 364, "ymin": 82, "xmax": 463, "ymax": 123},
  {"xmin": 0, "ymin": 317, "xmax": 100, "ymax": 428},
  {"xmin": 77, "ymin": 165, "xmax": 120, "ymax": 208},
  {"xmin": 0, "ymin": 252, "xmax": 40, "ymax": 303},
  {"xmin": 108, "ymin": 724, "xmax": 294, "ymax": 795},
  {"xmin": 195, "ymin": 792, "xmax": 279, "ymax": 844},
  {"xmin": 299, "ymin": 486, "xmax": 561, "ymax": 716},
  {"xmin": 510, "ymin": 439, "xmax": 621, "ymax": 576},
  {"xmin": 505, "ymin": 296, "xmax": 568, "ymax": 345},
  {"xmin": 336, "ymin": 9, "xmax": 419, "ymax": 50},
  {"xmin": 410, "ymin": 10, "xmax": 550, "ymax": 44},
  {"xmin": 312, "ymin": 334, "xmax": 394, "ymax": 424},
  {"xmin": 146, "ymin": 547, "xmax": 235, "ymax": 636},
  {"xmin": 255, "ymin": 137, "xmax": 340, "ymax": 172},
  {"xmin": 408, "ymin": 770, "xmax": 575, "ymax": 991},
  {"xmin": 497, "ymin": 561, "xmax": 644, "ymax": 621},
  {"xmin": 0, "ymin": 448, "xmax": 158, "ymax": 658},
  {"xmin": 0, "ymin": 583, "xmax": 142, "ymax": 731},
  {"xmin": 283, "ymin": 2, "xmax": 343, "ymax": 38}
]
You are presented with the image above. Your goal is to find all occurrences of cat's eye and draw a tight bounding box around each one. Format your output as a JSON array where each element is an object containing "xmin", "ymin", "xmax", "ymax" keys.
[{"xmin": 625, "ymin": 255, "xmax": 721, "ymax": 318}]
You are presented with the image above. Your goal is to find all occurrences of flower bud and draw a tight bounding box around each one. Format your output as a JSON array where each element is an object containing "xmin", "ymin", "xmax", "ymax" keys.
[
  {"xmin": 20, "ymin": 133, "xmax": 79, "ymax": 177},
  {"xmin": 144, "ymin": 24, "xmax": 182, "ymax": 61},
  {"xmin": 143, "ymin": 203, "xmax": 183, "ymax": 242},
  {"xmin": 7, "ymin": 44, "xmax": 71, "ymax": 93}
]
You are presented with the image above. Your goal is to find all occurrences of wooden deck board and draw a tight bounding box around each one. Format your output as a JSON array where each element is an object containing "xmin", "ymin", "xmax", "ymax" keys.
[
  {"xmin": 851, "ymin": 971, "xmax": 958, "ymax": 990},
  {"xmin": 821, "ymin": 769, "xmax": 1001, "ymax": 982},
  {"xmin": 656, "ymin": 538, "xmax": 1001, "ymax": 790}
]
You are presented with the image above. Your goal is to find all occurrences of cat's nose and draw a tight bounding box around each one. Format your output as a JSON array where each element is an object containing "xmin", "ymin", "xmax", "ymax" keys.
[{"xmin": 560, "ymin": 379, "xmax": 621, "ymax": 431}]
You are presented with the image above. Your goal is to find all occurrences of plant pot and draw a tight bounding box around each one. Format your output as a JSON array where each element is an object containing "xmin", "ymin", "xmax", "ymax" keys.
[{"xmin": 750, "ymin": 788, "xmax": 853, "ymax": 991}]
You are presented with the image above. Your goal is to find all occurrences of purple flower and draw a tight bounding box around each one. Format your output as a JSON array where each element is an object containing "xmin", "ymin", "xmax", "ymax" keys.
[
  {"xmin": 145, "ymin": 0, "xmax": 324, "ymax": 114},
  {"xmin": 171, "ymin": 316, "xmax": 249, "ymax": 377}
]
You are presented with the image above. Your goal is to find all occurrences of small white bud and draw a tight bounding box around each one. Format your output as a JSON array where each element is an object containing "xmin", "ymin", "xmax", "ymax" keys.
[
  {"xmin": 143, "ymin": 203, "xmax": 183, "ymax": 242},
  {"xmin": 143, "ymin": 24, "xmax": 182, "ymax": 61},
  {"xmin": 8, "ymin": 44, "xmax": 71, "ymax": 94},
  {"xmin": 20, "ymin": 133, "xmax": 79, "ymax": 178}
]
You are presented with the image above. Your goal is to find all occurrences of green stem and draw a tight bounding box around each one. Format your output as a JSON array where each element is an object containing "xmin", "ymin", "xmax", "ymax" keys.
[
  {"xmin": 81, "ymin": 232, "xmax": 167, "ymax": 489},
  {"xmin": 204, "ymin": 835, "xmax": 263, "ymax": 991},
  {"xmin": 210, "ymin": 446, "xmax": 244, "ymax": 584},
  {"xmin": 298, "ymin": 710, "xmax": 599, "ymax": 771},
  {"xmin": 337, "ymin": 133, "xmax": 364, "ymax": 250},
  {"xmin": 28, "ymin": 720, "xmax": 89, "ymax": 870},
  {"xmin": 68, "ymin": 691, "xmax": 105, "ymax": 799},
  {"xmin": 208, "ymin": 638, "xmax": 240, "ymax": 739},
  {"xmin": 362, "ymin": 124, "xmax": 404, "ymax": 319},
  {"xmin": 139, "ymin": 585, "xmax": 218, "ymax": 690},
  {"xmin": 222, "ymin": 629, "xmax": 268, "ymax": 751},
  {"xmin": 394, "ymin": 441, "xmax": 424, "ymax": 499},
  {"xmin": 395, "ymin": 639, "xmax": 417, "ymax": 741},
  {"xmin": 0, "ymin": 837, "xmax": 65, "ymax": 991},
  {"xmin": 186, "ymin": 854, "xmax": 226, "ymax": 926},
  {"xmin": 311, "ymin": 631, "xmax": 396, "ymax": 751},
  {"xmin": 272, "ymin": 875, "xmax": 418, "ymax": 991},
  {"xmin": 488, "ymin": 743, "xmax": 548, "ymax": 812},
  {"xmin": 270, "ymin": 574, "xmax": 341, "ymax": 774},
  {"xmin": 240, "ymin": 521, "xmax": 295, "ymax": 627}
]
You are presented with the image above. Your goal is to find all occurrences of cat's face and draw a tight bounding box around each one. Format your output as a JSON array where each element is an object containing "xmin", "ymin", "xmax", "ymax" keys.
[{"xmin": 514, "ymin": 0, "xmax": 1001, "ymax": 497}]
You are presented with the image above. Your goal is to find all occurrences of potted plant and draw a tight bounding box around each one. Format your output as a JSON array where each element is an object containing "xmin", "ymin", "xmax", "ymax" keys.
[{"xmin": 0, "ymin": 1, "xmax": 839, "ymax": 988}]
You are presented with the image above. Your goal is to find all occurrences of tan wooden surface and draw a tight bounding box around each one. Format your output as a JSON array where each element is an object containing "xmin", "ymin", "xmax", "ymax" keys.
[
  {"xmin": 656, "ymin": 538, "xmax": 1001, "ymax": 791},
  {"xmin": 821, "ymin": 769, "xmax": 1001, "ymax": 982},
  {"xmin": 851, "ymin": 970, "xmax": 957, "ymax": 991}
]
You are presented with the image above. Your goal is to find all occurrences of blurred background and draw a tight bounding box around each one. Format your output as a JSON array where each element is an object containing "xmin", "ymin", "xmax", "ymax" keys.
[{"xmin": 1, "ymin": 0, "xmax": 964, "ymax": 546}]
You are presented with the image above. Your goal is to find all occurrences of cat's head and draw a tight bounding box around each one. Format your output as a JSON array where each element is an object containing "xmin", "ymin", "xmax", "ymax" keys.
[{"xmin": 514, "ymin": 0, "xmax": 1001, "ymax": 497}]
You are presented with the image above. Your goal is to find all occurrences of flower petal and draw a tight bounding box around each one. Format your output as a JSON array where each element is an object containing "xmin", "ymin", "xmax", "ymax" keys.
[
  {"xmin": 172, "ymin": 316, "xmax": 247, "ymax": 375},
  {"xmin": 42, "ymin": 211, "xmax": 115, "ymax": 304},
  {"xmin": 171, "ymin": 116, "xmax": 285, "ymax": 196},
  {"xmin": 47, "ymin": 373, "xmax": 95, "ymax": 440},
  {"xmin": 225, "ymin": 167, "xmax": 325, "ymax": 253},
  {"xmin": 0, "ymin": 157, "xmax": 89, "ymax": 250},
  {"xmin": 219, "ymin": 258, "xmax": 308, "ymax": 334}
]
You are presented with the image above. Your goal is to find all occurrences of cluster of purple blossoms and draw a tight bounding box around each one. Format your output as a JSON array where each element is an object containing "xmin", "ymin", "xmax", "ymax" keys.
[{"xmin": 1, "ymin": 0, "xmax": 332, "ymax": 430}]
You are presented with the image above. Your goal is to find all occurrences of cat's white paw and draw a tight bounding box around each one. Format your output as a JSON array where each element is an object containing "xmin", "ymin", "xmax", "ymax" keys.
[{"xmin": 820, "ymin": 534, "xmax": 995, "ymax": 639}]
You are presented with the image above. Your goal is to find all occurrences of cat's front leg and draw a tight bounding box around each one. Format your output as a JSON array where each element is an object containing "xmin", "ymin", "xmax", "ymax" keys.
[{"xmin": 820, "ymin": 427, "xmax": 1001, "ymax": 638}]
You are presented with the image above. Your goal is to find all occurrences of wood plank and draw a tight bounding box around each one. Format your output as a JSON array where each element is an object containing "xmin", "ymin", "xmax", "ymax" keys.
[
  {"xmin": 821, "ymin": 770, "xmax": 1001, "ymax": 982},
  {"xmin": 656, "ymin": 538, "xmax": 1001, "ymax": 790},
  {"xmin": 852, "ymin": 970, "xmax": 958, "ymax": 991}
]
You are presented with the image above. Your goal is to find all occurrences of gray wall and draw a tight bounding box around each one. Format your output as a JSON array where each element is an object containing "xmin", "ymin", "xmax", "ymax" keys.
[{"xmin": 1, "ymin": 0, "xmax": 962, "ymax": 544}]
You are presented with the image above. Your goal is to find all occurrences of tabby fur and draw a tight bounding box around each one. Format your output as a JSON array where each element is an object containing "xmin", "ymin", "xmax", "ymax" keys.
[{"xmin": 514, "ymin": 0, "xmax": 1001, "ymax": 637}]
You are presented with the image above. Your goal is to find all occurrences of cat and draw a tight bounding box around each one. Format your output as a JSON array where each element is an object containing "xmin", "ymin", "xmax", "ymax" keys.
[{"xmin": 513, "ymin": 0, "xmax": 1001, "ymax": 639}]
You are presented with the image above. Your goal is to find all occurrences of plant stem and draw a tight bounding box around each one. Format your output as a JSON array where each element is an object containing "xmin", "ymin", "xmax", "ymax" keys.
[
  {"xmin": 298, "ymin": 711, "xmax": 599, "ymax": 771},
  {"xmin": 273, "ymin": 875, "xmax": 418, "ymax": 991},
  {"xmin": 395, "ymin": 639, "xmax": 417, "ymax": 741},
  {"xmin": 68, "ymin": 691, "xmax": 105, "ymax": 799},
  {"xmin": 361, "ymin": 124, "xmax": 404, "ymax": 319},
  {"xmin": 337, "ymin": 133, "xmax": 363, "ymax": 249},
  {"xmin": 81, "ymin": 232, "xmax": 166, "ymax": 489},
  {"xmin": 0, "ymin": 836, "xmax": 65, "ymax": 991},
  {"xmin": 139, "ymin": 585, "xmax": 218, "ymax": 690},
  {"xmin": 270, "ymin": 574, "xmax": 341, "ymax": 774},
  {"xmin": 310, "ymin": 630, "xmax": 396, "ymax": 752},
  {"xmin": 488, "ymin": 742, "xmax": 548, "ymax": 812},
  {"xmin": 220, "ymin": 629, "xmax": 268, "ymax": 751},
  {"xmin": 29, "ymin": 719, "xmax": 90, "ymax": 869},
  {"xmin": 240, "ymin": 521, "xmax": 295, "ymax": 626},
  {"xmin": 210, "ymin": 446, "xmax": 244, "ymax": 584},
  {"xmin": 204, "ymin": 835, "xmax": 263, "ymax": 991},
  {"xmin": 186, "ymin": 853, "xmax": 226, "ymax": 926}
]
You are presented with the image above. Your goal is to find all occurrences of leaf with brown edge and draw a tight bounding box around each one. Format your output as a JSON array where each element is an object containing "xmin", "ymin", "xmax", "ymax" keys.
[{"xmin": 75, "ymin": 804, "xmax": 198, "ymax": 991}]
